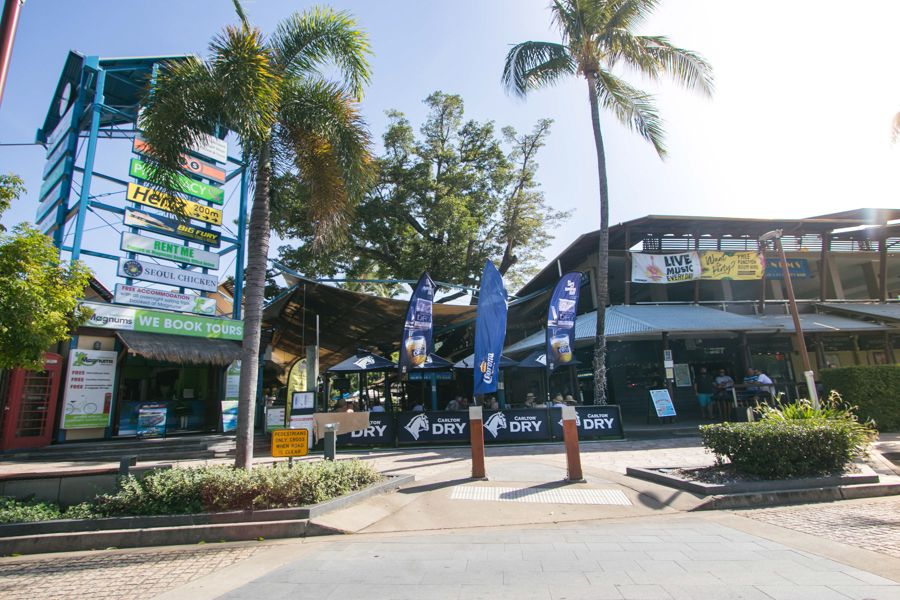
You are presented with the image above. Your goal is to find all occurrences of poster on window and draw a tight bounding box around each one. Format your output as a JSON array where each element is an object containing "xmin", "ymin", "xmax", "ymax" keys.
[
  {"xmin": 631, "ymin": 252, "xmax": 700, "ymax": 284},
  {"xmin": 61, "ymin": 350, "xmax": 117, "ymax": 429}
]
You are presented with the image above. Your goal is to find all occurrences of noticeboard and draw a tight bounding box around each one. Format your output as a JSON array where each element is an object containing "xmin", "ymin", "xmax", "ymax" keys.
[
  {"xmin": 271, "ymin": 428, "xmax": 309, "ymax": 457},
  {"xmin": 650, "ymin": 389, "xmax": 677, "ymax": 418}
]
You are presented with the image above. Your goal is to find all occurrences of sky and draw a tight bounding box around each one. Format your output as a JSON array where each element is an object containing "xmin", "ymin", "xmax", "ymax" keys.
[{"xmin": 1, "ymin": 0, "xmax": 900, "ymax": 292}]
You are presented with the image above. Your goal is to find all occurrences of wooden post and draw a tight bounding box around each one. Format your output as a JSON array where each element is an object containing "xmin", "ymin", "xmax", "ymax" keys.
[
  {"xmin": 879, "ymin": 230, "xmax": 888, "ymax": 303},
  {"xmin": 562, "ymin": 406, "xmax": 583, "ymax": 482},
  {"xmin": 624, "ymin": 227, "xmax": 632, "ymax": 305},
  {"xmin": 469, "ymin": 406, "xmax": 486, "ymax": 479},
  {"xmin": 819, "ymin": 232, "xmax": 830, "ymax": 301}
]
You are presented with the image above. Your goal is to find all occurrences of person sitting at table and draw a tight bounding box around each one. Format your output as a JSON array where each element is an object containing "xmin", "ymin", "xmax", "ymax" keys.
[
  {"xmin": 488, "ymin": 397, "xmax": 499, "ymax": 410},
  {"xmin": 411, "ymin": 400, "xmax": 424, "ymax": 412},
  {"xmin": 446, "ymin": 396, "xmax": 462, "ymax": 410},
  {"xmin": 524, "ymin": 392, "xmax": 536, "ymax": 408},
  {"xmin": 713, "ymin": 369, "xmax": 734, "ymax": 419},
  {"xmin": 564, "ymin": 394, "xmax": 577, "ymax": 406},
  {"xmin": 370, "ymin": 400, "xmax": 386, "ymax": 413},
  {"xmin": 551, "ymin": 394, "xmax": 566, "ymax": 408},
  {"xmin": 743, "ymin": 368, "xmax": 760, "ymax": 404},
  {"xmin": 335, "ymin": 398, "xmax": 353, "ymax": 413}
]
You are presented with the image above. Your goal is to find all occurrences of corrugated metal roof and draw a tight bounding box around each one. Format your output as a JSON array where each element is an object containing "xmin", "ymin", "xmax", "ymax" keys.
[
  {"xmin": 754, "ymin": 313, "xmax": 891, "ymax": 333},
  {"xmin": 819, "ymin": 303, "xmax": 900, "ymax": 323},
  {"xmin": 504, "ymin": 305, "xmax": 775, "ymax": 355}
]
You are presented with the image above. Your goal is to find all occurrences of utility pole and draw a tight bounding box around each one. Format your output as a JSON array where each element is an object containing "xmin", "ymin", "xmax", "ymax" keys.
[{"xmin": 0, "ymin": 0, "xmax": 24, "ymax": 108}]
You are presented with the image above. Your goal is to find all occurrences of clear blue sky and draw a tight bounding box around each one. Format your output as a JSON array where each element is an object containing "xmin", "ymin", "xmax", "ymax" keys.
[{"xmin": 2, "ymin": 0, "xmax": 900, "ymax": 289}]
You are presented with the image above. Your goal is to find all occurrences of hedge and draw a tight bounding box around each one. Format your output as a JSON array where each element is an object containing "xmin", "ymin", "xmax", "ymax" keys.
[{"xmin": 821, "ymin": 365, "xmax": 900, "ymax": 431}]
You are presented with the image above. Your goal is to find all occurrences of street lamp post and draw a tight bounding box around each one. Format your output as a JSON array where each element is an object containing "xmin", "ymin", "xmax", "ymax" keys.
[{"xmin": 760, "ymin": 229, "xmax": 820, "ymax": 408}]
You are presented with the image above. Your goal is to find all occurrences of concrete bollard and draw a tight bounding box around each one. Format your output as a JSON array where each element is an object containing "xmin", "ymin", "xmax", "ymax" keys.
[
  {"xmin": 323, "ymin": 423, "xmax": 337, "ymax": 461},
  {"xmin": 469, "ymin": 406, "xmax": 486, "ymax": 479},
  {"xmin": 561, "ymin": 406, "xmax": 584, "ymax": 482}
]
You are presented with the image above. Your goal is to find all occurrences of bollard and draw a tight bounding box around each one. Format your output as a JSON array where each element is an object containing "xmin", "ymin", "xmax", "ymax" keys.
[
  {"xmin": 561, "ymin": 406, "xmax": 584, "ymax": 482},
  {"xmin": 119, "ymin": 455, "xmax": 137, "ymax": 478},
  {"xmin": 323, "ymin": 423, "xmax": 337, "ymax": 461},
  {"xmin": 469, "ymin": 406, "xmax": 486, "ymax": 479}
]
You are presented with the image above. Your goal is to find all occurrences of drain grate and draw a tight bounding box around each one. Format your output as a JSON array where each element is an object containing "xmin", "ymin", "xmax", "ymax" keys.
[{"xmin": 450, "ymin": 486, "xmax": 632, "ymax": 506}]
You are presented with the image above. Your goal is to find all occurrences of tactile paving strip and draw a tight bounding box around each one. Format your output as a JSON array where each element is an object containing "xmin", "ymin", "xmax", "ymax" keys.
[{"xmin": 450, "ymin": 486, "xmax": 632, "ymax": 505}]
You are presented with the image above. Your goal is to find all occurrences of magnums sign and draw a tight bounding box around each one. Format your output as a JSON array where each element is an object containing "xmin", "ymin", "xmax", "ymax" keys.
[
  {"xmin": 126, "ymin": 183, "xmax": 222, "ymax": 225},
  {"xmin": 124, "ymin": 208, "xmax": 221, "ymax": 247},
  {"xmin": 118, "ymin": 258, "xmax": 219, "ymax": 292},
  {"xmin": 120, "ymin": 232, "xmax": 221, "ymax": 270},
  {"xmin": 129, "ymin": 159, "xmax": 225, "ymax": 204}
]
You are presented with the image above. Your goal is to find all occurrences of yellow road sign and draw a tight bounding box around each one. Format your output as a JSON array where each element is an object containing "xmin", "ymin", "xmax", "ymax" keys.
[{"xmin": 271, "ymin": 428, "xmax": 309, "ymax": 457}]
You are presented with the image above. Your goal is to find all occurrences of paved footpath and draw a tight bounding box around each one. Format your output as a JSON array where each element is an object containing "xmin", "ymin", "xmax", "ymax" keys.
[{"xmin": 1, "ymin": 437, "xmax": 899, "ymax": 599}]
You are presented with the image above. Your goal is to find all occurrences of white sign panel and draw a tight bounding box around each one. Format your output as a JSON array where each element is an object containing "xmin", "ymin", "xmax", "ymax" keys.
[
  {"xmin": 120, "ymin": 232, "xmax": 220, "ymax": 270},
  {"xmin": 114, "ymin": 283, "xmax": 216, "ymax": 315},
  {"xmin": 45, "ymin": 103, "xmax": 75, "ymax": 155},
  {"xmin": 225, "ymin": 360, "xmax": 241, "ymax": 401},
  {"xmin": 631, "ymin": 252, "xmax": 701, "ymax": 284},
  {"xmin": 189, "ymin": 132, "xmax": 228, "ymax": 164},
  {"xmin": 118, "ymin": 258, "xmax": 218, "ymax": 292},
  {"xmin": 61, "ymin": 349, "xmax": 117, "ymax": 429}
]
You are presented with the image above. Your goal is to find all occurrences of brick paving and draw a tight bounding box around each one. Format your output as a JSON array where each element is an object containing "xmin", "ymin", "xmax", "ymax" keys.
[
  {"xmin": 739, "ymin": 497, "xmax": 900, "ymax": 559},
  {"xmin": 0, "ymin": 545, "xmax": 263, "ymax": 600}
]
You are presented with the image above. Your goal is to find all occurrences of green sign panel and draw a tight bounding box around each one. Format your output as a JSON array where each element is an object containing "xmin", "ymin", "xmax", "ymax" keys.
[
  {"xmin": 81, "ymin": 301, "xmax": 243, "ymax": 340},
  {"xmin": 120, "ymin": 232, "xmax": 220, "ymax": 269},
  {"xmin": 129, "ymin": 159, "xmax": 224, "ymax": 205}
]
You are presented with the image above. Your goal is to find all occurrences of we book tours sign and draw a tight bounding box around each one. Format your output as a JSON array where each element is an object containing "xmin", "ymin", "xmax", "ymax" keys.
[{"xmin": 81, "ymin": 301, "xmax": 243, "ymax": 340}]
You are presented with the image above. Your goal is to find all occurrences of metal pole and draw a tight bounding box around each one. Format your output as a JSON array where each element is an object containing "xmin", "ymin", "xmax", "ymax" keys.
[
  {"xmin": 71, "ymin": 60, "xmax": 105, "ymax": 261},
  {"xmin": 776, "ymin": 236, "xmax": 819, "ymax": 408},
  {"xmin": 0, "ymin": 0, "xmax": 24, "ymax": 108}
]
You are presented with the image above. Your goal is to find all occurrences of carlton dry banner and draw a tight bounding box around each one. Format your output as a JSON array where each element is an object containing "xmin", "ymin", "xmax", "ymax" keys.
[
  {"xmin": 546, "ymin": 272, "xmax": 582, "ymax": 372},
  {"xmin": 127, "ymin": 183, "xmax": 223, "ymax": 226},
  {"xmin": 61, "ymin": 350, "xmax": 117, "ymax": 429},
  {"xmin": 337, "ymin": 412, "xmax": 396, "ymax": 446},
  {"xmin": 473, "ymin": 261, "xmax": 508, "ymax": 395},
  {"xmin": 632, "ymin": 251, "xmax": 765, "ymax": 283},
  {"xmin": 396, "ymin": 411, "xmax": 469, "ymax": 444},
  {"xmin": 129, "ymin": 159, "xmax": 225, "ymax": 204},
  {"xmin": 80, "ymin": 301, "xmax": 243, "ymax": 340},
  {"xmin": 399, "ymin": 272, "xmax": 436, "ymax": 374},
  {"xmin": 114, "ymin": 283, "xmax": 216, "ymax": 315},
  {"xmin": 118, "ymin": 258, "xmax": 219, "ymax": 293},
  {"xmin": 124, "ymin": 208, "xmax": 221, "ymax": 247},
  {"xmin": 120, "ymin": 232, "xmax": 221, "ymax": 270}
]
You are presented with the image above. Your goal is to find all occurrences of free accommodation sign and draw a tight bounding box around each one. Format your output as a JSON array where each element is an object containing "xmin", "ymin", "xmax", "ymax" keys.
[
  {"xmin": 118, "ymin": 258, "xmax": 218, "ymax": 292},
  {"xmin": 114, "ymin": 283, "xmax": 216, "ymax": 315},
  {"xmin": 81, "ymin": 301, "xmax": 243, "ymax": 340},
  {"xmin": 120, "ymin": 232, "xmax": 220, "ymax": 269}
]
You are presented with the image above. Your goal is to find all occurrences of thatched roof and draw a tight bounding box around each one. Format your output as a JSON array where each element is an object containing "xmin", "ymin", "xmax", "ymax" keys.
[{"xmin": 116, "ymin": 331, "xmax": 241, "ymax": 366}]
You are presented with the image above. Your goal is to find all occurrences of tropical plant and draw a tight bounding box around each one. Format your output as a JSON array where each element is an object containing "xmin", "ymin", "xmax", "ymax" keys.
[
  {"xmin": 502, "ymin": 0, "xmax": 713, "ymax": 403},
  {"xmin": 0, "ymin": 177, "xmax": 91, "ymax": 369},
  {"xmin": 139, "ymin": 2, "xmax": 373, "ymax": 468}
]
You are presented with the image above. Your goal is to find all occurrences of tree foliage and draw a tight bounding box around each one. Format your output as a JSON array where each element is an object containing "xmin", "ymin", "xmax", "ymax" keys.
[
  {"xmin": 0, "ymin": 177, "xmax": 91, "ymax": 370},
  {"xmin": 275, "ymin": 91, "xmax": 568, "ymax": 292}
]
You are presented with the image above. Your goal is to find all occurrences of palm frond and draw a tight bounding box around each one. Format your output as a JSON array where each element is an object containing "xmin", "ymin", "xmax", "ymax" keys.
[
  {"xmin": 209, "ymin": 26, "xmax": 281, "ymax": 149},
  {"xmin": 639, "ymin": 35, "xmax": 714, "ymax": 96},
  {"xmin": 602, "ymin": 0, "xmax": 659, "ymax": 35},
  {"xmin": 274, "ymin": 78, "xmax": 374, "ymax": 246},
  {"xmin": 270, "ymin": 7, "xmax": 371, "ymax": 100},
  {"xmin": 502, "ymin": 41, "xmax": 574, "ymax": 97},
  {"xmin": 232, "ymin": 0, "xmax": 250, "ymax": 32},
  {"xmin": 594, "ymin": 68, "xmax": 666, "ymax": 157}
]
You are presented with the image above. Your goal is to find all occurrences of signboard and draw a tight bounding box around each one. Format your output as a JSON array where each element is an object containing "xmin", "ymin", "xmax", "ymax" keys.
[
  {"xmin": 225, "ymin": 360, "xmax": 241, "ymax": 401},
  {"xmin": 481, "ymin": 409, "xmax": 549, "ymax": 443},
  {"xmin": 133, "ymin": 138, "xmax": 226, "ymax": 184},
  {"xmin": 396, "ymin": 411, "xmax": 469, "ymax": 444},
  {"xmin": 650, "ymin": 389, "xmax": 677, "ymax": 417},
  {"xmin": 336, "ymin": 412, "xmax": 395, "ymax": 447},
  {"xmin": 80, "ymin": 301, "xmax": 243, "ymax": 340},
  {"xmin": 189, "ymin": 131, "xmax": 228, "ymax": 164},
  {"xmin": 271, "ymin": 429, "xmax": 309, "ymax": 457},
  {"xmin": 548, "ymin": 406, "xmax": 624, "ymax": 440},
  {"xmin": 699, "ymin": 251, "xmax": 764, "ymax": 281},
  {"xmin": 137, "ymin": 404, "xmax": 167, "ymax": 438},
  {"xmin": 130, "ymin": 159, "xmax": 224, "ymax": 204},
  {"xmin": 120, "ymin": 232, "xmax": 221, "ymax": 269},
  {"xmin": 127, "ymin": 183, "xmax": 223, "ymax": 225},
  {"xmin": 45, "ymin": 102, "xmax": 75, "ymax": 155},
  {"xmin": 114, "ymin": 283, "xmax": 216, "ymax": 315},
  {"xmin": 61, "ymin": 349, "xmax": 117, "ymax": 429},
  {"xmin": 118, "ymin": 258, "xmax": 219, "ymax": 292},
  {"xmin": 631, "ymin": 252, "xmax": 700, "ymax": 284},
  {"xmin": 291, "ymin": 391, "xmax": 315, "ymax": 410},
  {"xmin": 124, "ymin": 208, "xmax": 221, "ymax": 247},
  {"xmin": 674, "ymin": 364, "xmax": 692, "ymax": 388},
  {"xmin": 407, "ymin": 371, "xmax": 452, "ymax": 381},
  {"xmin": 39, "ymin": 157, "xmax": 68, "ymax": 201},
  {"xmin": 43, "ymin": 138, "xmax": 69, "ymax": 179},
  {"xmin": 35, "ymin": 179, "xmax": 66, "ymax": 223},
  {"xmin": 765, "ymin": 258, "xmax": 810, "ymax": 279},
  {"xmin": 266, "ymin": 407, "xmax": 286, "ymax": 432},
  {"xmin": 220, "ymin": 401, "xmax": 238, "ymax": 432}
]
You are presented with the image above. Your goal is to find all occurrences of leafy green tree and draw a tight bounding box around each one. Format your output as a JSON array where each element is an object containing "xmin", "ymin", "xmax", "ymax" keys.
[
  {"xmin": 139, "ymin": 4, "xmax": 372, "ymax": 469},
  {"xmin": 502, "ymin": 0, "xmax": 713, "ymax": 402},
  {"xmin": 0, "ymin": 177, "xmax": 91, "ymax": 370},
  {"xmin": 275, "ymin": 91, "xmax": 567, "ymax": 292}
]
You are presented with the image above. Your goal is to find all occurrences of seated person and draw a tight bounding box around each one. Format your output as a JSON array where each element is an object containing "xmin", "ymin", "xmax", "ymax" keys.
[
  {"xmin": 755, "ymin": 369, "xmax": 775, "ymax": 402},
  {"xmin": 411, "ymin": 401, "xmax": 424, "ymax": 412},
  {"xmin": 742, "ymin": 368, "xmax": 760, "ymax": 402},
  {"xmin": 488, "ymin": 397, "xmax": 499, "ymax": 410},
  {"xmin": 523, "ymin": 392, "xmax": 536, "ymax": 408},
  {"xmin": 564, "ymin": 394, "xmax": 577, "ymax": 406},
  {"xmin": 551, "ymin": 394, "xmax": 566, "ymax": 408},
  {"xmin": 370, "ymin": 401, "xmax": 386, "ymax": 413},
  {"xmin": 446, "ymin": 396, "xmax": 462, "ymax": 410},
  {"xmin": 335, "ymin": 398, "xmax": 354, "ymax": 413}
]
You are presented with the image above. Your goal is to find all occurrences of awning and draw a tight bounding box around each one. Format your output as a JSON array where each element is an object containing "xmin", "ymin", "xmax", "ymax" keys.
[
  {"xmin": 818, "ymin": 302, "xmax": 900, "ymax": 323},
  {"xmin": 116, "ymin": 331, "xmax": 241, "ymax": 366},
  {"xmin": 752, "ymin": 313, "xmax": 892, "ymax": 334},
  {"xmin": 410, "ymin": 353, "xmax": 454, "ymax": 371},
  {"xmin": 327, "ymin": 350, "xmax": 396, "ymax": 373},
  {"xmin": 454, "ymin": 353, "xmax": 518, "ymax": 369}
]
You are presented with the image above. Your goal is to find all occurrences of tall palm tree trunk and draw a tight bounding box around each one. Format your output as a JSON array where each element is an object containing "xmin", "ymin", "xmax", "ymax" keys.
[
  {"xmin": 235, "ymin": 144, "xmax": 272, "ymax": 469},
  {"xmin": 587, "ymin": 73, "xmax": 609, "ymax": 405}
]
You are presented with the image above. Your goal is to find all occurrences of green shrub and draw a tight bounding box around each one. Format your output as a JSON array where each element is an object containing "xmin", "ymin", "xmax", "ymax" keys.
[
  {"xmin": 94, "ymin": 460, "xmax": 382, "ymax": 517},
  {"xmin": 821, "ymin": 365, "xmax": 900, "ymax": 431},
  {"xmin": 0, "ymin": 497, "xmax": 63, "ymax": 523},
  {"xmin": 700, "ymin": 395, "xmax": 876, "ymax": 478}
]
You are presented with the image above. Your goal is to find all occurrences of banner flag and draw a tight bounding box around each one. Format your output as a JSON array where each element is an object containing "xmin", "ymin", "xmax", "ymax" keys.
[
  {"xmin": 473, "ymin": 261, "xmax": 508, "ymax": 396},
  {"xmin": 546, "ymin": 272, "xmax": 582, "ymax": 372},
  {"xmin": 631, "ymin": 252, "xmax": 700, "ymax": 283},
  {"xmin": 399, "ymin": 272, "xmax": 436, "ymax": 374}
]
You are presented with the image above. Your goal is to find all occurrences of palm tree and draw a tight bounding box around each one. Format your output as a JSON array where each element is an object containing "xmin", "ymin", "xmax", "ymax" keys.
[
  {"xmin": 140, "ymin": 3, "xmax": 372, "ymax": 469},
  {"xmin": 502, "ymin": 0, "xmax": 713, "ymax": 404}
]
